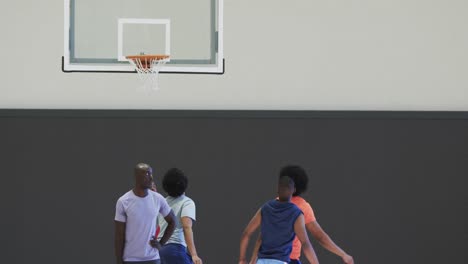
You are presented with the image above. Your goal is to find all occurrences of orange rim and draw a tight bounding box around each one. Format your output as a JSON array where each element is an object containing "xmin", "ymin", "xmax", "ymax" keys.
[{"xmin": 126, "ymin": 54, "xmax": 169, "ymax": 60}]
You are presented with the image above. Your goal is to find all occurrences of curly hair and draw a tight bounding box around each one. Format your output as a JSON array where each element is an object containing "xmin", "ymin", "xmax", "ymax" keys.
[
  {"xmin": 162, "ymin": 168, "xmax": 188, "ymax": 197},
  {"xmin": 279, "ymin": 165, "xmax": 308, "ymax": 196}
]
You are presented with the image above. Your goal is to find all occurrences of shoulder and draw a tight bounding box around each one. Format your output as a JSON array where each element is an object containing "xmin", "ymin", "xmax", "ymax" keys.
[
  {"xmin": 261, "ymin": 199, "xmax": 274, "ymax": 209},
  {"xmin": 291, "ymin": 196, "xmax": 313, "ymax": 212},
  {"xmin": 285, "ymin": 201, "xmax": 302, "ymax": 216},
  {"xmin": 291, "ymin": 196, "xmax": 305, "ymax": 206},
  {"xmin": 291, "ymin": 204, "xmax": 303, "ymax": 221},
  {"xmin": 117, "ymin": 190, "xmax": 133, "ymax": 202},
  {"xmin": 181, "ymin": 197, "xmax": 196, "ymax": 212},
  {"xmin": 261, "ymin": 199, "xmax": 282, "ymax": 211},
  {"xmin": 182, "ymin": 196, "xmax": 195, "ymax": 205},
  {"xmin": 287, "ymin": 201, "xmax": 301, "ymax": 210},
  {"xmin": 180, "ymin": 196, "xmax": 197, "ymax": 219},
  {"xmin": 151, "ymin": 191, "xmax": 167, "ymax": 201},
  {"xmin": 173, "ymin": 195, "xmax": 196, "ymax": 209}
]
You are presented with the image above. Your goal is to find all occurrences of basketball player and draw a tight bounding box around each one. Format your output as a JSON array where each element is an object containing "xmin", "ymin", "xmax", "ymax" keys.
[
  {"xmin": 115, "ymin": 163, "xmax": 177, "ymax": 264},
  {"xmin": 239, "ymin": 176, "xmax": 319, "ymax": 264},
  {"xmin": 158, "ymin": 168, "xmax": 203, "ymax": 264},
  {"xmin": 250, "ymin": 165, "xmax": 354, "ymax": 264}
]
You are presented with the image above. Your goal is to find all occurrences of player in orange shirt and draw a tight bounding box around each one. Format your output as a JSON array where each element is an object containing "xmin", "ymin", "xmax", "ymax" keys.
[{"xmin": 250, "ymin": 165, "xmax": 354, "ymax": 264}]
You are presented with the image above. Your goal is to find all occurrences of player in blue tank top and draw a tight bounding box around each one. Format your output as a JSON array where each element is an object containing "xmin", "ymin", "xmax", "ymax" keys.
[{"xmin": 239, "ymin": 176, "xmax": 319, "ymax": 264}]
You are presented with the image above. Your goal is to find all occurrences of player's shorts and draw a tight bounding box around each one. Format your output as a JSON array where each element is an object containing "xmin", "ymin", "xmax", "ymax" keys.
[
  {"xmin": 124, "ymin": 260, "xmax": 161, "ymax": 264},
  {"xmin": 257, "ymin": 259, "xmax": 287, "ymax": 264},
  {"xmin": 159, "ymin": 243, "xmax": 192, "ymax": 264}
]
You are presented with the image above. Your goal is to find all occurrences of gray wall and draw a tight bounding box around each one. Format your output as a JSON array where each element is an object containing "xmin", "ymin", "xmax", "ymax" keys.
[
  {"xmin": 1, "ymin": 110, "xmax": 467, "ymax": 264},
  {"xmin": 1, "ymin": 0, "xmax": 468, "ymax": 110}
]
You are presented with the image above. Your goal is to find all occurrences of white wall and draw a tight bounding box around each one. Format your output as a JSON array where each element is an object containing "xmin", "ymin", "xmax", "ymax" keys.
[{"xmin": 1, "ymin": 0, "xmax": 467, "ymax": 110}]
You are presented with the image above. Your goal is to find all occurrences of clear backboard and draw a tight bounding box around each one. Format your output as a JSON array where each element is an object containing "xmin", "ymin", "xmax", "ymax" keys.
[{"xmin": 63, "ymin": 0, "xmax": 223, "ymax": 74}]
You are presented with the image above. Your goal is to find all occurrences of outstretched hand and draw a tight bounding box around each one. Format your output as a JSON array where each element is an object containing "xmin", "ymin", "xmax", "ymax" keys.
[
  {"xmin": 342, "ymin": 254, "xmax": 354, "ymax": 264},
  {"xmin": 192, "ymin": 255, "xmax": 203, "ymax": 264}
]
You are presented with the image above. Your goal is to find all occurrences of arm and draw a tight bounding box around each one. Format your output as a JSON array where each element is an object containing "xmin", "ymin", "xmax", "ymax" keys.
[
  {"xmin": 114, "ymin": 221, "xmax": 126, "ymax": 264},
  {"xmin": 182, "ymin": 216, "xmax": 202, "ymax": 264},
  {"xmin": 248, "ymin": 233, "xmax": 261, "ymax": 264},
  {"xmin": 239, "ymin": 209, "xmax": 261, "ymax": 264},
  {"xmin": 307, "ymin": 221, "xmax": 354, "ymax": 264},
  {"xmin": 159, "ymin": 210, "xmax": 177, "ymax": 246},
  {"xmin": 294, "ymin": 214, "xmax": 319, "ymax": 264}
]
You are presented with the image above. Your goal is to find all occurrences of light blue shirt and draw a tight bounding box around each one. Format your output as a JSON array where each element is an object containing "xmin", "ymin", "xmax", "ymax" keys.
[{"xmin": 157, "ymin": 195, "xmax": 196, "ymax": 247}]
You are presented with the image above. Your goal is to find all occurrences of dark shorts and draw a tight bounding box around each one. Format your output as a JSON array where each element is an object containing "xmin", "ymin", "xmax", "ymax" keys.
[
  {"xmin": 159, "ymin": 243, "xmax": 193, "ymax": 264},
  {"xmin": 124, "ymin": 260, "xmax": 161, "ymax": 264},
  {"xmin": 289, "ymin": 260, "xmax": 302, "ymax": 264}
]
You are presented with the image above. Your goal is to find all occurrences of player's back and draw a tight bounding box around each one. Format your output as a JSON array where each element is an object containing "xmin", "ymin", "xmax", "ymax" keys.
[{"xmin": 259, "ymin": 199, "xmax": 303, "ymax": 263}]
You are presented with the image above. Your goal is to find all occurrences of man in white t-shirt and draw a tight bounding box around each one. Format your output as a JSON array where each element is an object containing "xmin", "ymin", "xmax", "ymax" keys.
[{"xmin": 115, "ymin": 163, "xmax": 177, "ymax": 264}]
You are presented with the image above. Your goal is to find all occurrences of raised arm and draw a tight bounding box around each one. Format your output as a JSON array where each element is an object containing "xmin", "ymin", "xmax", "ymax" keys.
[
  {"xmin": 294, "ymin": 214, "xmax": 319, "ymax": 264},
  {"xmin": 239, "ymin": 209, "xmax": 261, "ymax": 264},
  {"xmin": 114, "ymin": 221, "xmax": 126, "ymax": 264},
  {"xmin": 182, "ymin": 216, "xmax": 203, "ymax": 264},
  {"xmin": 307, "ymin": 221, "xmax": 354, "ymax": 264}
]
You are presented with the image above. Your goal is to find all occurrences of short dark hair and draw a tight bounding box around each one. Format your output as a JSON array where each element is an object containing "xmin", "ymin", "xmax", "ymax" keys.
[
  {"xmin": 278, "ymin": 175, "xmax": 295, "ymax": 188},
  {"xmin": 162, "ymin": 168, "xmax": 188, "ymax": 197},
  {"xmin": 279, "ymin": 165, "xmax": 308, "ymax": 196}
]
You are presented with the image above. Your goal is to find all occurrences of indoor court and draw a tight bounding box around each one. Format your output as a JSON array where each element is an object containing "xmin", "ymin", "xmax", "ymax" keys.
[{"xmin": 1, "ymin": 1, "xmax": 467, "ymax": 264}]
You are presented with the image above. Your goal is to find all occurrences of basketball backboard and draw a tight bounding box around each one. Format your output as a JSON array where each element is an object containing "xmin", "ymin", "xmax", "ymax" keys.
[{"xmin": 63, "ymin": 0, "xmax": 223, "ymax": 74}]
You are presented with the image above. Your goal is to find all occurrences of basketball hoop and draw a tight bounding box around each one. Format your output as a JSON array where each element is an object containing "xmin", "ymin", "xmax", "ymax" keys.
[{"xmin": 126, "ymin": 54, "xmax": 170, "ymax": 91}]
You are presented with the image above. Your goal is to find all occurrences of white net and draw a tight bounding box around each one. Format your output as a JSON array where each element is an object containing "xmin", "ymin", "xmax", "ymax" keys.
[{"xmin": 127, "ymin": 55, "xmax": 169, "ymax": 91}]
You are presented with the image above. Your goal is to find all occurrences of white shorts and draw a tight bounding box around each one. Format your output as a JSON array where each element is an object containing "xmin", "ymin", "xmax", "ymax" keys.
[{"xmin": 257, "ymin": 259, "xmax": 287, "ymax": 264}]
